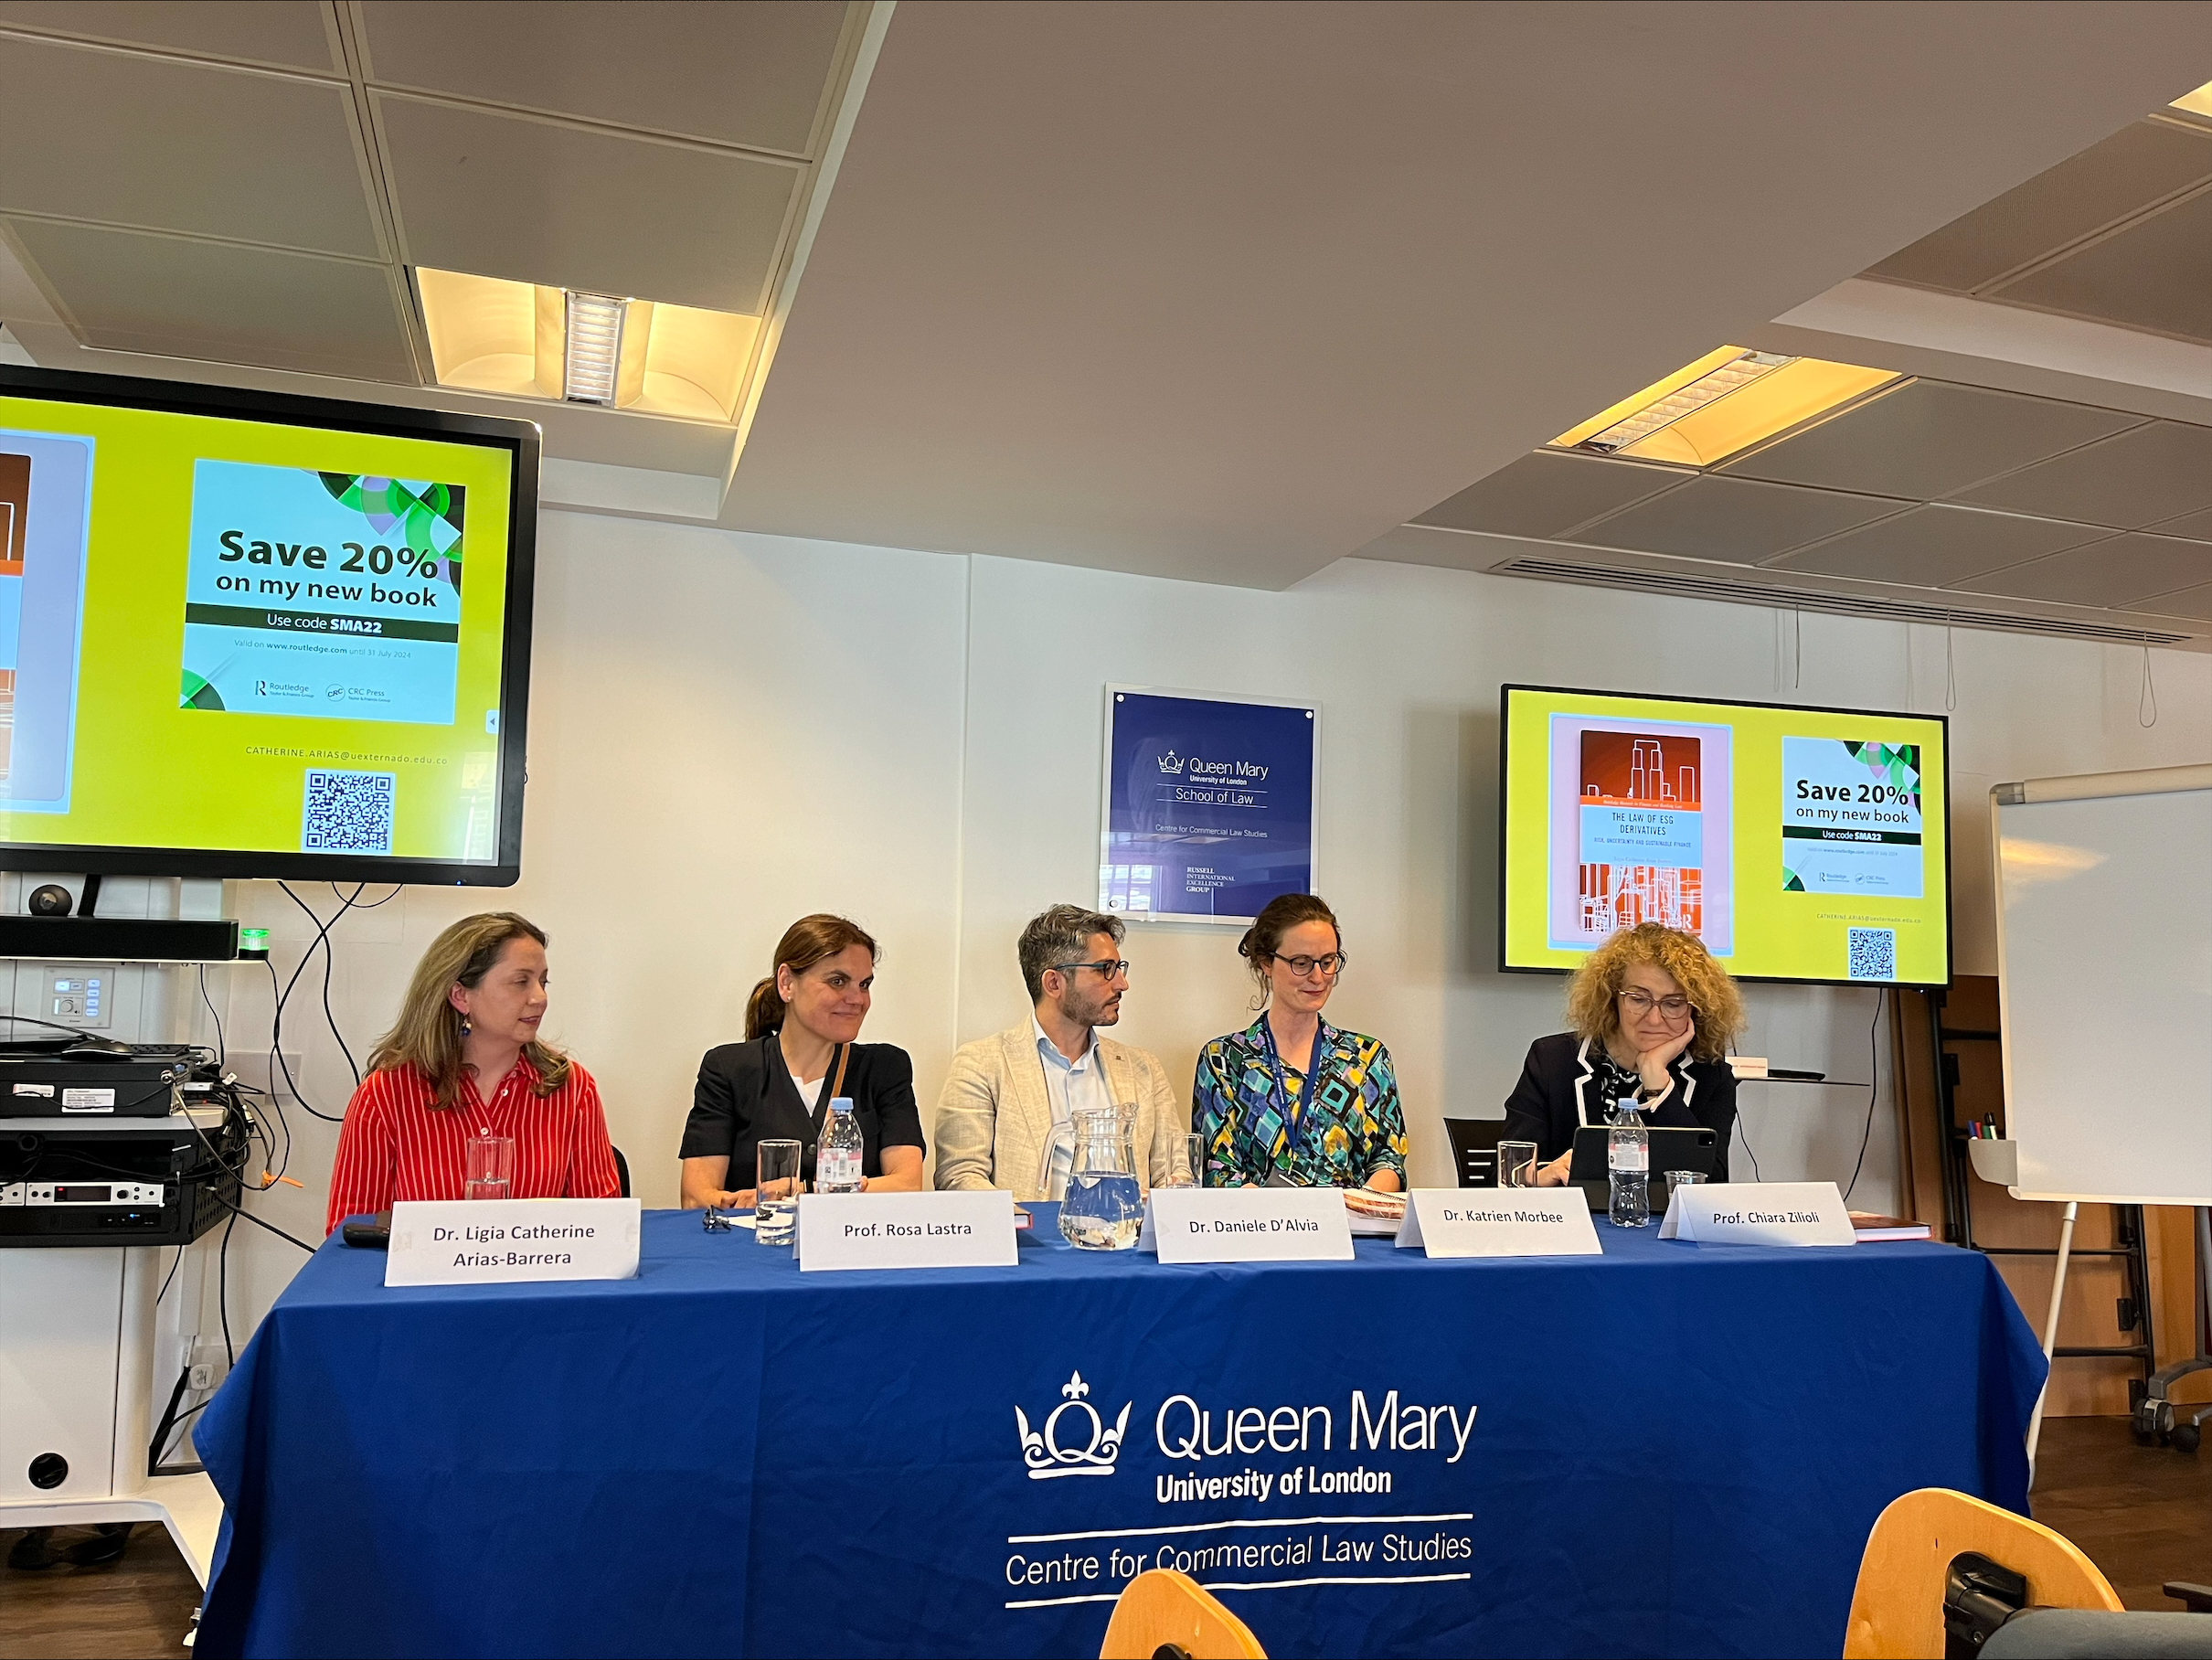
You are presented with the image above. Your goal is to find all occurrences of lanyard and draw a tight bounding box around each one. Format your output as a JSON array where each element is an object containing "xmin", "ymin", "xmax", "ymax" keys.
[{"xmin": 1260, "ymin": 1017, "xmax": 1326, "ymax": 1153}]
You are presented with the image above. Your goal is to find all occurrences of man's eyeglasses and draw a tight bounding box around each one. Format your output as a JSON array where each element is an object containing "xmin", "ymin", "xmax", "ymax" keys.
[
  {"xmin": 1052, "ymin": 958, "xmax": 1132, "ymax": 981},
  {"xmin": 1619, "ymin": 989, "xmax": 1692, "ymax": 1020},
  {"xmin": 1271, "ymin": 952, "xmax": 1346, "ymax": 979}
]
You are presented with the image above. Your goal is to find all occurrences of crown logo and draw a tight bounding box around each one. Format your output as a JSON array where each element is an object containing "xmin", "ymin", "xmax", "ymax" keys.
[
  {"xmin": 1016, "ymin": 1371, "xmax": 1132, "ymax": 1480},
  {"xmin": 1156, "ymin": 750, "xmax": 1185, "ymax": 773}
]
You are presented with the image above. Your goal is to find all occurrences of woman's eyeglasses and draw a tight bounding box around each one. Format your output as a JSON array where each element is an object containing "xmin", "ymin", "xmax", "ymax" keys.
[
  {"xmin": 1619, "ymin": 989, "xmax": 1691, "ymax": 1020},
  {"xmin": 1271, "ymin": 952, "xmax": 1346, "ymax": 978}
]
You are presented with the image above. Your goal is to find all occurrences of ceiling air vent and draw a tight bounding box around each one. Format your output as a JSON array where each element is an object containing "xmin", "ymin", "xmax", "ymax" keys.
[{"xmin": 1490, "ymin": 557, "xmax": 2195, "ymax": 646}]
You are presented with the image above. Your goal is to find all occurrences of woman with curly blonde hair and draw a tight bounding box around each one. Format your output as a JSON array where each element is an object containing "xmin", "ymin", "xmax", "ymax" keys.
[{"xmin": 1501, "ymin": 922, "xmax": 1746, "ymax": 1186}]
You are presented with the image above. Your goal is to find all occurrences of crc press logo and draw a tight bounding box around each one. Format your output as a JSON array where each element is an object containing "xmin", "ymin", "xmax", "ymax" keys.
[
  {"xmin": 1016, "ymin": 1371, "xmax": 1131, "ymax": 1480},
  {"xmin": 1155, "ymin": 750, "xmax": 1186, "ymax": 775}
]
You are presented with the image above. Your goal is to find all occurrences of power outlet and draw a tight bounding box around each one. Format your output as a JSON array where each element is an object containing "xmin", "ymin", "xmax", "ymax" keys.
[{"xmin": 188, "ymin": 1340, "xmax": 229, "ymax": 1394}]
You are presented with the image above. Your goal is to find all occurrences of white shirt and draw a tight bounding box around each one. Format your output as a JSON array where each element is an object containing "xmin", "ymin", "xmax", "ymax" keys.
[{"xmin": 1033, "ymin": 1016, "xmax": 1114, "ymax": 1194}]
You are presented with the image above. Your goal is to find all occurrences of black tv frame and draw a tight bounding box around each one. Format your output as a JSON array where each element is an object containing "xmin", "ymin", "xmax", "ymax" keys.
[
  {"xmin": 0, "ymin": 365, "xmax": 540, "ymax": 887},
  {"xmin": 1496, "ymin": 682, "xmax": 1954, "ymax": 989}
]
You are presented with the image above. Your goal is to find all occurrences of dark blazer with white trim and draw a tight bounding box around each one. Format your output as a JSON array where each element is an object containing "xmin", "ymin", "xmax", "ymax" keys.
[{"xmin": 1501, "ymin": 1032, "xmax": 1735, "ymax": 1181}]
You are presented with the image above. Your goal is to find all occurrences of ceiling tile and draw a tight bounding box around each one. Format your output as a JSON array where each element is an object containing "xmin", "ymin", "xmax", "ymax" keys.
[
  {"xmin": 1990, "ymin": 187, "xmax": 2212, "ymax": 345},
  {"xmin": 377, "ymin": 93, "xmax": 799, "ymax": 314},
  {"xmin": 0, "ymin": 1, "xmax": 339, "ymax": 71},
  {"xmin": 357, "ymin": 0, "xmax": 848, "ymax": 157},
  {"xmin": 0, "ymin": 36, "xmax": 379, "ymax": 258},
  {"xmin": 1953, "ymin": 420, "xmax": 2212, "ymax": 527},
  {"xmin": 2149, "ymin": 505, "xmax": 2212, "ymax": 541},
  {"xmin": 5, "ymin": 218, "xmax": 417, "ymax": 381},
  {"xmin": 2139, "ymin": 582, "xmax": 2212, "ymax": 622},
  {"xmin": 1718, "ymin": 379, "xmax": 2142, "ymax": 500},
  {"xmin": 1570, "ymin": 474, "xmax": 1907, "ymax": 564},
  {"xmin": 1409, "ymin": 450, "xmax": 1686, "ymax": 539},
  {"xmin": 1955, "ymin": 532, "xmax": 2212, "ymax": 607},
  {"xmin": 1768, "ymin": 503, "xmax": 2106, "ymax": 587},
  {"xmin": 1864, "ymin": 118, "xmax": 2212, "ymax": 292}
]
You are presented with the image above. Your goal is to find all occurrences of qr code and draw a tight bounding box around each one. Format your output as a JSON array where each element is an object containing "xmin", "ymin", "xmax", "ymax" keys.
[
  {"xmin": 302, "ymin": 770, "xmax": 396, "ymax": 853},
  {"xmin": 1847, "ymin": 926, "xmax": 1897, "ymax": 982}
]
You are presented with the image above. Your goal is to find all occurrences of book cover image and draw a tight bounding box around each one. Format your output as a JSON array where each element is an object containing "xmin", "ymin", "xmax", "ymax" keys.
[
  {"xmin": 1781, "ymin": 737, "xmax": 1924, "ymax": 898},
  {"xmin": 1576, "ymin": 729, "xmax": 1705, "ymax": 935}
]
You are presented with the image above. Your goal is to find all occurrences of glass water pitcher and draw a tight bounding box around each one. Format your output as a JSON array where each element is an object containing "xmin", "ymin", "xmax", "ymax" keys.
[{"xmin": 1056, "ymin": 1104, "xmax": 1143, "ymax": 1250}]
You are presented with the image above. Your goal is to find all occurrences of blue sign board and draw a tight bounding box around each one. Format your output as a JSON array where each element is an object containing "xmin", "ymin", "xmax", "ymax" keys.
[{"xmin": 1101, "ymin": 688, "xmax": 1318, "ymax": 923}]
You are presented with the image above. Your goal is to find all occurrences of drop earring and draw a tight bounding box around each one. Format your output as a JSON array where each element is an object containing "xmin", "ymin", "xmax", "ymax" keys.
[{"xmin": 459, "ymin": 1012, "xmax": 472, "ymax": 1038}]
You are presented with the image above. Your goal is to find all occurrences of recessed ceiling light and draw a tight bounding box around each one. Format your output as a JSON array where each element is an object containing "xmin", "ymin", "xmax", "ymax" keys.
[
  {"xmin": 561, "ymin": 292, "xmax": 628, "ymax": 404},
  {"xmin": 2172, "ymin": 79, "xmax": 2212, "ymax": 119},
  {"xmin": 414, "ymin": 267, "xmax": 762, "ymax": 423},
  {"xmin": 1549, "ymin": 346, "xmax": 1902, "ymax": 466}
]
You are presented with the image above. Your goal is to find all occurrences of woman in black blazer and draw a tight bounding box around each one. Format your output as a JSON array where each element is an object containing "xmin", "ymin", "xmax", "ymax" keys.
[
  {"xmin": 1502, "ymin": 922, "xmax": 1744, "ymax": 1185},
  {"xmin": 678, "ymin": 915, "xmax": 925, "ymax": 1208}
]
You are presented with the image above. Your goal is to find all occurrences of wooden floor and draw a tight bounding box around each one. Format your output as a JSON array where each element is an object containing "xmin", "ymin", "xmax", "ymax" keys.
[
  {"xmin": 2, "ymin": 1416, "xmax": 2206, "ymax": 1655},
  {"xmin": 2032, "ymin": 1413, "xmax": 2212, "ymax": 1609}
]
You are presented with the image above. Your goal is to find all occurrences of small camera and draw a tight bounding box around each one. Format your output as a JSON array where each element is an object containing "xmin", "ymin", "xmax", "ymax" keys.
[{"xmin": 27, "ymin": 884, "xmax": 73, "ymax": 918}]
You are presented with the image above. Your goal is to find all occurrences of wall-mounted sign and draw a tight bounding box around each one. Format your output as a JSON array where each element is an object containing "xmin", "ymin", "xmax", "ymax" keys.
[{"xmin": 1100, "ymin": 687, "xmax": 1318, "ymax": 925}]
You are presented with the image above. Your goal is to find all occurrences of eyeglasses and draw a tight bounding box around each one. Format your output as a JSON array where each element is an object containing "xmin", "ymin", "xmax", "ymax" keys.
[
  {"xmin": 1271, "ymin": 952, "xmax": 1346, "ymax": 979},
  {"xmin": 1052, "ymin": 958, "xmax": 1131, "ymax": 981},
  {"xmin": 1619, "ymin": 989, "xmax": 1692, "ymax": 1019}
]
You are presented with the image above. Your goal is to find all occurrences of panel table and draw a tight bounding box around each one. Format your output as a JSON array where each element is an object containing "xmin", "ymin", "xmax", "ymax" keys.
[{"xmin": 197, "ymin": 1206, "xmax": 2043, "ymax": 1658}]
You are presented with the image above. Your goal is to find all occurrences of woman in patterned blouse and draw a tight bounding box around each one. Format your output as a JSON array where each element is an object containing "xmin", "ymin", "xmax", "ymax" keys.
[{"xmin": 1193, "ymin": 893, "xmax": 1408, "ymax": 1191}]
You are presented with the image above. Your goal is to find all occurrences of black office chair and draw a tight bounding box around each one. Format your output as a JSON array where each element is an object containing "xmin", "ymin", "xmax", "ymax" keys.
[
  {"xmin": 612, "ymin": 1145, "xmax": 631, "ymax": 1198},
  {"xmin": 1442, "ymin": 1118, "xmax": 1508, "ymax": 1188}
]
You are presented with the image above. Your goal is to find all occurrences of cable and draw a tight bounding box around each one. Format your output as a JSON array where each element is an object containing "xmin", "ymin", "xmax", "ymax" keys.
[
  {"xmin": 154, "ymin": 1244, "xmax": 184, "ymax": 1309},
  {"xmin": 203, "ymin": 1182, "xmax": 319, "ymax": 1255},
  {"xmin": 1842, "ymin": 990, "xmax": 1885, "ymax": 1204},
  {"xmin": 197, "ymin": 963, "xmax": 227, "ymax": 1067},
  {"xmin": 265, "ymin": 957, "xmax": 340, "ymax": 1126},
  {"xmin": 280, "ymin": 881, "xmax": 367, "ymax": 1088},
  {"xmin": 0, "ymin": 1012, "xmax": 99, "ymax": 1040},
  {"xmin": 1735, "ymin": 1106, "xmax": 1762, "ymax": 1183},
  {"xmin": 218, "ymin": 1211, "xmax": 237, "ymax": 1367}
]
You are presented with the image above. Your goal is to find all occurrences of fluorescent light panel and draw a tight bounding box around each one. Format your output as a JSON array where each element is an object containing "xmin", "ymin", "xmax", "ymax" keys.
[
  {"xmin": 414, "ymin": 267, "xmax": 761, "ymax": 423},
  {"xmin": 1550, "ymin": 346, "xmax": 1902, "ymax": 467},
  {"xmin": 561, "ymin": 293, "xmax": 627, "ymax": 404},
  {"xmin": 2173, "ymin": 80, "xmax": 2212, "ymax": 119}
]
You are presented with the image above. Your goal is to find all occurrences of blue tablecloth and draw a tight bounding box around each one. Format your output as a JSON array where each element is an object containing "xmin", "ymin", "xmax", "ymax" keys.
[{"xmin": 196, "ymin": 1206, "xmax": 2043, "ymax": 1659}]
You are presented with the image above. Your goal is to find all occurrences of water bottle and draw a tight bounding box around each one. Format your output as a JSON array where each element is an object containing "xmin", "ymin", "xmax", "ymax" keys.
[
  {"xmin": 1608, "ymin": 1096, "xmax": 1649, "ymax": 1228},
  {"xmin": 815, "ymin": 1098, "xmax": 866, "ymax": 1194}
]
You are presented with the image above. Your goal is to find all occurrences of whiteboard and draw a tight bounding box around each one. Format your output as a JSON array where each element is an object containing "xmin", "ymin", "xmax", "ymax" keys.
[{"xmin": 1993, "ymin": 767, "xmax": 2212, "ymax": 1205}]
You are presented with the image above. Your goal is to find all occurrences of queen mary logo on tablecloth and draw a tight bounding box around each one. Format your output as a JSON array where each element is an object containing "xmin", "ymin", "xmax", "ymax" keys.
[{"xmin": 1016, "ymin": 1372, "xmax": 1132, "ymax": 1479}]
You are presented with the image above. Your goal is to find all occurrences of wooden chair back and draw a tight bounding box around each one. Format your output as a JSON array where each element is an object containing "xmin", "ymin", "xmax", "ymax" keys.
[
  {"xmin": 1100, "ymin": 1569, "xmax": 1266, "ymax": 1659},
  {"xmin": 1845, "ymin": 1487, "xmax": 2123, "ymax": 1658}
]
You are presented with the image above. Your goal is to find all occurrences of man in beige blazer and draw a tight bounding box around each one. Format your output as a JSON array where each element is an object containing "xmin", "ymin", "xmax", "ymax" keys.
[{"xmin": 934, "ymin": 904, "xmax": 1185, "ymax": 1200}]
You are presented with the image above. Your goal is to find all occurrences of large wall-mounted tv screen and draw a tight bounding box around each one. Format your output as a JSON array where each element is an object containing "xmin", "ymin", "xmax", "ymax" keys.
[
  {"xmin": 1500, "ymin": 684, "xmax": 1951, "ymax": 986},
  {"xmin": 0, "ymin": 366, "xmax": 539, "ymax": 885}
]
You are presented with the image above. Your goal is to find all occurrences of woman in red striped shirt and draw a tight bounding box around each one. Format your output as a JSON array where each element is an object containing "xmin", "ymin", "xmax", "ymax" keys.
[{"xmin": 324, "ymin": 911, "xmax": 622, "ymax": 1234}]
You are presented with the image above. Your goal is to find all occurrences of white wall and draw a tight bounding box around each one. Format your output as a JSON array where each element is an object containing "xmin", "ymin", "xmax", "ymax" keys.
[{"xmin": 201, "ymin": 512, "xmax": 2211, "ymax": 1346}]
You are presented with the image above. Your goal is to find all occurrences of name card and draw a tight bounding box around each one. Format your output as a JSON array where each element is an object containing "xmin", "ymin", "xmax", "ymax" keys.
[
  {"xmin": 385, "ymin": 1198, "xmax": 640, "ymax": 1287},
  {"xmin": 1394, "ymin": 1187, "xmax": 1601, "ymax": 1258},
  {"xmin": 1137, "ymin": 1186, "xmax": 1354, "ymax": 1263},
  {"xmin": 1658, "ymin": 1181, "xmax": 1856, "ymax": 1247},
  {"xmin": 795, "ymin": 1189, "xmax": 1017, "ymax": 1272}
]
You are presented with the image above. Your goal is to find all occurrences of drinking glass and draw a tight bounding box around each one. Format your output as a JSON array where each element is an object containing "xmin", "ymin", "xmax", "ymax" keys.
[
  {"xmin": 1665, "ymin": 1169, "xmax": 1705, "ymax": 1204},
  {"xmin": 464, "ymin": 1134, "xmax": 514, "ymax": 1200},
  {"xmin": 1496, "ymin": 1140, "xmax": 1538, "ymax": 1189},
  {"xmin": 756, "ymin": 1140, "xmax": 802, "ymax": 1246},
  {"xmin": 1161, "ymin": 1132, "xmax": 1205, "ymax": 1187}
]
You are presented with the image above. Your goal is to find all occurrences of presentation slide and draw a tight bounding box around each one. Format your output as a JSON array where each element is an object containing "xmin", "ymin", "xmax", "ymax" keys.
[
  {"xmin": 1501, "ymin": 686, "xmax": 1949, "ymax": 985},
  {"xmin": 0, "ymin": 393, "xmax": 514, "ymax": 867}
]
